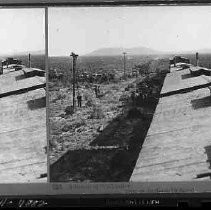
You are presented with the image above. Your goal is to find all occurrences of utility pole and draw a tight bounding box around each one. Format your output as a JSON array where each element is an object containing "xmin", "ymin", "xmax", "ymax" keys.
[
  {"xmin": 196, "ymin": 52, "xmax": 199, "ymax": 66},
  {"xmin": 0, "ymin": 61, "xmax": 3, "ymax": 75},
  {"xmin": 29, "ymin": 53, "xmax": 31, "ymax": 68},
  {"xmin": 123, "ymin": 52, "xmax": 127, "ymax": 79},
  {"xmin": 70, "ymin": 52, "xmax": 78, "ymax": 111}
]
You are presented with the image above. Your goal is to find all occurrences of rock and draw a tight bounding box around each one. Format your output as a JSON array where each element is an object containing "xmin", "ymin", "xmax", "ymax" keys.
[
  {"xmin": 59, "ymin": 113, "xmax": 66, "ymax": 118},
  {"xmin": 76, "ymin": 127, "xmax": 83, "ymax": 133},
  {"xmin": 97, "ymin": 125, "xmax": 104, "ymax": 132}
]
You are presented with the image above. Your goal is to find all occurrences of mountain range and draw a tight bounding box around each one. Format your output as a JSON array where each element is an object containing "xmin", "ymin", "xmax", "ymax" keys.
[
  {"xmin": 85, "ymin": 47, "xmax": 211, "ymax": 56},
  {"xmin": 1, "ymin": 47, "xmax": 211, "ymax": 58},
  {"xmin": 86, "ymin": 47, "xmax": 161, "ymax": 56}
]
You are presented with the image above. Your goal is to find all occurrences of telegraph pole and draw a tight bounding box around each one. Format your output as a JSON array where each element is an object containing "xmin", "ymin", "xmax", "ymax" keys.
[
  {"xmin": 0, "ymin": 61, "xmax": 3, "ymax": 75},
  {"xmin": 29, "ymin": 53, "xmax": 31, "ymax": 68},
  {"xmin": 196, "ymin": 52, "xmax": 199, "ymax": 66},
  {"xmin": 123, "ymin": 52, "xmax": 127, "ymax": 79},
  {"xmin": 70, "ymin": 52, "xmax": 78, "ymax": 111}
]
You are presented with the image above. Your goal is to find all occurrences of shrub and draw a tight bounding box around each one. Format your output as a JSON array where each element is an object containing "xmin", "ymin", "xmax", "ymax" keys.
[
  {"xmin": 61, "ymin": 119, "xmax": 86, "ymax": 132},
  {"xmin": 84, "ymin": 93, "xmax": 96, "ymax": 107},
  {"xmin": 127, "ymin": 83, "xmax": 134, "ymax": 89},
  {"xmin": 61, "ymin": 123, "xmax": 73, "ymax": 132},
  {"xmin": 127, "ymin": 107, "xmax": 143, "ymax": 119},
  {"xmin": 74, "ymin": 118, "xmax": 86, "ymax": 128},
  {"xmin": 65, "ymin": 106, "xmax": 74, "ymax": 115},
  {"xmin": 86, "ymin": 98, "xmax": 95, "ymax": 107},
  {"xmin": 90, "ymin": 105, "xmax": 105, "ymax": 119},
  {"xmin": 119, "ymin": 94, "xmax": 129, "ymax": 102},
  {"xmin": 57, "ymin": 92, "xmax": 66, "ymax": 100}
]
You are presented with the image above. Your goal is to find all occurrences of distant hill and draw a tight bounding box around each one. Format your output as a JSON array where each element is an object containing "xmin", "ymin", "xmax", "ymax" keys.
[
  {"xmin": 85, "ymin": 47, "xmax": 211, "ymax": 57},
  {"xmin": 0, "ymin": 50, "xmax": 44, "ymax": 58},
  {"xmin": 86, "ymin": 47, "xmax": 161, "ymax": 56},
  {"xmin": 196, "ymin": 49, "xmax": 211, "ymax": 54},
  {"xmin": 19, "ymin": 50, "xmax": 44, "ymax": 55},
  {"xmin": 165, "ymin": 48, "xmax": 211, "ymax": 56}
]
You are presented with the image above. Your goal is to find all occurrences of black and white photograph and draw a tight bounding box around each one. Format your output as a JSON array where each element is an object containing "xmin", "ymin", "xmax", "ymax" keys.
[
  {"xmin": 0, "ymin": 8, "xmax": 47, "ymax": 182},
  {"xmin": 48, "ymin": 6, "xmax": 211, "ymax": 182}
]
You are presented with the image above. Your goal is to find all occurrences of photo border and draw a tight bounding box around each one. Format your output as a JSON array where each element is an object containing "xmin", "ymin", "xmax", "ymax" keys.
[
  {"xmin": 0, "ymin": 0, "xmax": 211, "ymax": 7},
  {"xmin": 0, "ymin": 0, "xmax": 211, "ymax": 200}
]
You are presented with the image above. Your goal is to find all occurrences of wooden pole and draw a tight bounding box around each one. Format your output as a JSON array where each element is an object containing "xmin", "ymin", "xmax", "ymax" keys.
[
  {"xmin": 70, "ymin": 52, "xmax": 78, "ymax": 111},
  {"xmin": 196, "ymin": 52, "xmax": 199, "ymax": 66},
  {"xmin": 0, "ymin": 61, "xmax": 3, "ymax": 75},
  {"xmin": 123, "ymin": 52, "xmax": 127, "ymax": 78},
  {"xmin": 29, "ymin": 53, "xmax": 31, "ymax": 68}
]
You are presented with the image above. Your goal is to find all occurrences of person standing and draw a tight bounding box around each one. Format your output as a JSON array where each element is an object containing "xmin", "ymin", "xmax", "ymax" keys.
[{"xmin": 77, "ymin": 93, "xmax": 82, "ymax": 107}]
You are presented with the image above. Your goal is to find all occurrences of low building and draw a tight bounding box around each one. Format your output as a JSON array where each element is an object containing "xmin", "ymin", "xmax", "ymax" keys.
[
  {"xmin": 169, "ymin": 56, "xmax": 190, "ymax": 67},
  {"xmin": 2, "ymin": 57, "xmax": 22, "ymax": 67},
  {"xmin": 0, "ymin": 65, "xmax": 46, "ymax": 183}
]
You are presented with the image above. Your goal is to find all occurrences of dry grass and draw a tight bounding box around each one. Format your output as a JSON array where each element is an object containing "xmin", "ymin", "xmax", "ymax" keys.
[
  {"xmin": 89, "ymin": 104, "xmax": 105, "ymax": 119},
  {"xmin": 49, "ymin": 56, "xmax": 167, "ymax": 182},
  {"xmin": 49, "ymin": 77, "xmax": 138, "ymax": 162}
]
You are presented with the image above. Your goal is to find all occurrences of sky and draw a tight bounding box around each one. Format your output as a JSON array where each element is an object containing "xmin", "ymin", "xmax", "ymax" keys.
[
  {"xmin": 49, "ymin": 6, "xmax": 211, "ymax": 56},
  {"xmin": 0, "ymin": 8, "xmax": 45, "ymax": 56}
]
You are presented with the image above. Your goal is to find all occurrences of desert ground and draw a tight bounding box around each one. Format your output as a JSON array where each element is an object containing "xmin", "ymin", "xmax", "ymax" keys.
[{"xmin": 49, "ymin": 55, "xmax": 170, "ymax": 182}]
